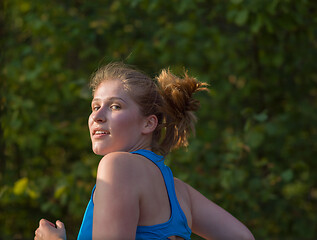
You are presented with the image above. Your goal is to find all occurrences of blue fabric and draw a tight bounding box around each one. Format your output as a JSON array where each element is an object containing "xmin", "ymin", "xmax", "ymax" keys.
[
  {"xmin": 77, "ymin": 185, "xmax": 95, "ymax": 240},
  {"xmin": 77, "ymin": 149, "xmax": 191, "ymax": 240}
]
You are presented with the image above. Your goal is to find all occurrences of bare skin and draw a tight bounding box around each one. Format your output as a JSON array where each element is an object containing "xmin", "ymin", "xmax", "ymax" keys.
[{"xmin": 34, "ymin": 219, "xmax": 65, "ymax": 240}]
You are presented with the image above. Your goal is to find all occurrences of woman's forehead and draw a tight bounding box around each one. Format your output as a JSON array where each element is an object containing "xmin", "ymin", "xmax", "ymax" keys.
[{"xmin": 94, "ymin": 80, "xmax": 125, "ymax": 95}]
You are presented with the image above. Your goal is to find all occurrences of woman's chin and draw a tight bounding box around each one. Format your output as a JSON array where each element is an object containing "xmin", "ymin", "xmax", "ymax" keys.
[
  {"xmin": 92, "ymin": 144, "xmax": 129, "ymax": 155},
  {"xmin": 92, "ymin": 147, "xmax": 108, "ymax": 156},
  {"xmin": 92, "ymin": 142, "xmax": 109, "ymax": 155}
]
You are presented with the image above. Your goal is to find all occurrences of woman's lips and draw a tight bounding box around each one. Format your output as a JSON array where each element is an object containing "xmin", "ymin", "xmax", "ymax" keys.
[{"xmin": 93, "ymin": 130, "xmax": 110, "ymax": 137}]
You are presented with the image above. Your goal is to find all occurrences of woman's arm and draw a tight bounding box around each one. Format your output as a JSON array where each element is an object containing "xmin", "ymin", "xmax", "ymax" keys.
[
  {"xmin": 93, "ymin": 152, "xmax": 141, "ymax": 239},
  {"xmin": 186, "ymin": 183, "xmax": 255, "ymax": 240}
]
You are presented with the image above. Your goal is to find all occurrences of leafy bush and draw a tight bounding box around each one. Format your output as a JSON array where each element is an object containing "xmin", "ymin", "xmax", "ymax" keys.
[{"xmin": 1, "ymin": 0, "xmax": 316, "ymax": 239}]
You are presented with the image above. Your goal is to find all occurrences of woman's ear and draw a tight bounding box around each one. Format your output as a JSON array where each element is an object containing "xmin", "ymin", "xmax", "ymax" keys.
[{"xmin": 142, "ymin": 115, "xmax": 158, "ymax": 134}]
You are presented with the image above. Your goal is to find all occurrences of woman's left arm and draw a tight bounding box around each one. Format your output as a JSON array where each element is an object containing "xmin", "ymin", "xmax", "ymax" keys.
[
  {"xmin": 93, "ymin": 152, "xmax": 141, "ymax": 239},
  {"xmin": 186, "ymin": 181, "xmax": 254, "ymax": 240}
]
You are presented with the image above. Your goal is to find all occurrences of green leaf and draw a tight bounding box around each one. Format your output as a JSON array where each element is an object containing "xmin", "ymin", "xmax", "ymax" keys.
[
  {"xmin": 54, "ymin": 185, "xmax": 67, "ymax": 199},
  {"xmin": 13, "ymin": 178, "xmax": 28, "ymax": 195},
  {"xmin": 282, "ymin": 182, "xmax": 308, "ymax": 199},
  {"xmin": 253, "ymin": 112, "xmax": 268, "ymax": 122},
  {"xmin": 27, "ymin": 188, "xmax": 39, "ymax": 199},
  {"xmin": 281, "ymin": 169, "xmax": 294, "ymax": 182},
  {"xmin": 235, "ymin": 9, "xmax": 249, "ymax": 26}
]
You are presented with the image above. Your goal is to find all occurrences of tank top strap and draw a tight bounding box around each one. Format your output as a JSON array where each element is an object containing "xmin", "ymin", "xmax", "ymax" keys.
[
  {"xmin": 131, "ymin": 149, "xmax": 191, "ymax": 237},
  {"xmin": 132, "ymin": 149, "xmax": 165, "ymax": 163},
  {"xmin": 131, "ymin": 149, "xmax": 174, "ymax": 199},
  {"xmin": 131, "ymin": 150, "xmax": 181, "ymax": 211}
]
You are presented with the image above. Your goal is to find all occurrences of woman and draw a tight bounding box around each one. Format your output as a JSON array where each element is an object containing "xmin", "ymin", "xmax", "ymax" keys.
[{"xmin": 35, "ymin": 63, "xmax": 255, "ymax": 240}]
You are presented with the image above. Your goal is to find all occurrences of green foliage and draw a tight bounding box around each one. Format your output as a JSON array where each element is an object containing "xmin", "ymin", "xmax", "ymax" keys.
[{"xmin": 1, "ymin": 0, "xmax": 317, "ymax": 239}]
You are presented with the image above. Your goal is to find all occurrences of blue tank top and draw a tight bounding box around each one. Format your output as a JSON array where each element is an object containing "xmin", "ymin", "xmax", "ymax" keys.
[{"xmin": 77, "ymin": 149, "xmax": 192, "ymax": 240}]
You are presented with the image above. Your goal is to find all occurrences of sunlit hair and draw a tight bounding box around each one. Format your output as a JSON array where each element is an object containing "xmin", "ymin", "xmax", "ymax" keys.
[{"xmin": 90, "ymin": 62, "xmax": 208, "ymax": 156}]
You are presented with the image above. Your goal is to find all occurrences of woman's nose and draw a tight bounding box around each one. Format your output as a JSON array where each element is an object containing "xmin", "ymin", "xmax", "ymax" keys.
[{"xmin": 92, "ymin": 109, "xmax": 106, "ymax": 123}]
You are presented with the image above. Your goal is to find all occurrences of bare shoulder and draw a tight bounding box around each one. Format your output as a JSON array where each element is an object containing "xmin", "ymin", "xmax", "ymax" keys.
[
  {"xmin": 97, "ymin": 151, "xmax": 144, "ymax": 183},
  {"xmin": 93, "ymin": 152, "xmax": 142, "ymax": 239},
  {"xmin": 99, "ymin": 151, "xmax": 140, "ymax": 165},
  {"xmin": 98, "ymin": 151, "xmax": 144, "ymax": 170},
  {"xmin": 94, "ymin": 151, "xmax": 145, "ymax": 206}
]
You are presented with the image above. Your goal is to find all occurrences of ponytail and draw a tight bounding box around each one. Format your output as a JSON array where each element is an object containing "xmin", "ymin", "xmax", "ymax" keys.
[{"xmin": 154, "ymin": 69, "xmax": 208, "ymax": 155}]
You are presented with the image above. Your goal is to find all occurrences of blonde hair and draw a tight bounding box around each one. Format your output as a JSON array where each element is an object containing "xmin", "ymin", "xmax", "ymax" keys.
[{"xmin": 90, "ymin": 62, "xmax": 208, "ymax": 156}]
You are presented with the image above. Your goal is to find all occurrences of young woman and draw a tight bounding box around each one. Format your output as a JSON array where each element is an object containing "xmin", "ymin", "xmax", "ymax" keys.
[{"xmin": 34, "ymin": 63, "xmax": 254, "ymax": 240}]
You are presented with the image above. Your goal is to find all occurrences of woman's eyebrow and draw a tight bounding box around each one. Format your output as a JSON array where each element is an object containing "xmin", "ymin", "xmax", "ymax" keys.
[{"xmin": 92, "ymin": 97, "xmax": 127, "ymax": 103}]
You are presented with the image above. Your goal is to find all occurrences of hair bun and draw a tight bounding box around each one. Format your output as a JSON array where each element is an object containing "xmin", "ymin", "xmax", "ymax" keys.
[
  {"xmin": 156, "ymin": 69, "xmax": 208, "ymax": 151},
  {"xmin": 157, "ymin": 69, "xmax": 208, "ymax": 119}
]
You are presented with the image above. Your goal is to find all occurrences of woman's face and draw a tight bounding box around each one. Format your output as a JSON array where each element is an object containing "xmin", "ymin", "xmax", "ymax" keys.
[{"xmin": 88, "ymin": 80, "xmax": 149, "ymax": 155}]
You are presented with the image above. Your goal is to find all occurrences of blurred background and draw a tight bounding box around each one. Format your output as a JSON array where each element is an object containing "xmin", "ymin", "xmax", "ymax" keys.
[{"xmin": 1, "ymin": 0, "xmax": 317, "ymax": 239}]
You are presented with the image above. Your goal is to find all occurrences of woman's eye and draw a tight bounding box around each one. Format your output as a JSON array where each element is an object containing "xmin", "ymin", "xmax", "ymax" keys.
[
  {"xmin": 92, "ymin": 106, "xmax": 100, "ymax": 111},
  {"xmin": 110, "ymin": 105, "xmax": 121, "ymax": 110}
]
